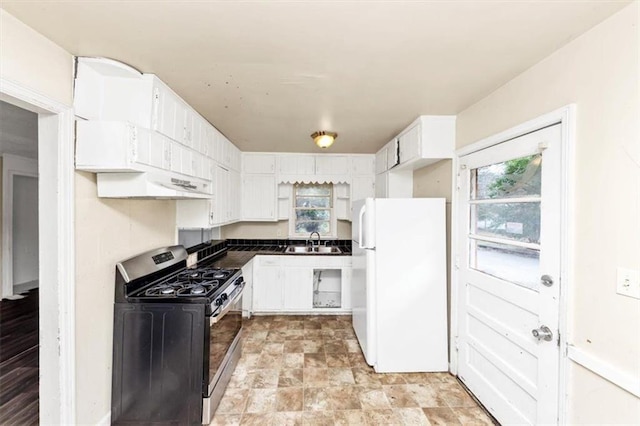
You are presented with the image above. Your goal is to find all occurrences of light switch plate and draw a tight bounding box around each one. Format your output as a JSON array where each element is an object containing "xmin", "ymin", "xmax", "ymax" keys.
[{"xmin": 616, "ymin": 267, "xmax": 640, "ymax": 299}]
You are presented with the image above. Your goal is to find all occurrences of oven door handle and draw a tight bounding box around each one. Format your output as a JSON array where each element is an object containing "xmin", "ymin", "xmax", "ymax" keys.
[{"xmin": 209, "ymin": 283, "xmax": 245, "ymax": 325}]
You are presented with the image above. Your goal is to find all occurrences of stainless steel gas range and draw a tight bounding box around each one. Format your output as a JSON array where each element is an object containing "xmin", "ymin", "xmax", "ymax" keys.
[{"xmin": 111, "ymin": 244, "xmax": 244, "ymax": 425}]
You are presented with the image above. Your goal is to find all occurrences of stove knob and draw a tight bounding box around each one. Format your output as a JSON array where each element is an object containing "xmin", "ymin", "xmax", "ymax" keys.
[
  {"xmin": 215, "ymin": 297, "xmax": 223, "ymax": 306},
  {"xmin": 235, "ymin": 278, "xmax": 243, "ymax": 286},
  {"xmin": 220, "ymin": 293, "xmax": 228, "ymax": 302}
]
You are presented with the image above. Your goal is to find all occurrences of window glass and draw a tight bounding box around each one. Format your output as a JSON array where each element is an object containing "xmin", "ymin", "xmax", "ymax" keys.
[
  {"xmin": 293, "ymin": 184, "xmax": 332, "ymax": 236},
  {"xmin": 472, "ymin": 154, "xmax": 542, "ymax": 200},
  {"xmin": 469, "ymin": 240, "xmax": 540, "ymax": 290},
  {"xmin": 471, "ymin": 202, "xmax": 541, "ymax": 244}
]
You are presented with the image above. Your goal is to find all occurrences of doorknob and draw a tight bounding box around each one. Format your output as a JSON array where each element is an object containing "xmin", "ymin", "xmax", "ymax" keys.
[
  {"xmin": 541, "ymin": 275, "xmax": 554, "ymax": 287},
  {"xmin": 531, "ymin": 326, "xmax": 553, "ymax": 341}
]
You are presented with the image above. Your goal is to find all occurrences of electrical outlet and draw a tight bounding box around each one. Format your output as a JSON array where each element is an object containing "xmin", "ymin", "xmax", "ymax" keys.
[{"xmin": 616, "ymin": 267, "xmax": 640, "ymax": 299}]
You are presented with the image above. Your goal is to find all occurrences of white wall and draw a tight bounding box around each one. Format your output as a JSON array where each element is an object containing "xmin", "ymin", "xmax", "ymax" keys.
[
  {"xmin": 12, "ymin": 175, "xmax": 38, "ymax": 285},
  {"xmin": 0, "ymin": 9, "xmax": 75, "ymax": 424},
  {"xmin": 451, "ymin": 3, "xmax": 639, "ymax": 423},
  {"xmin": 75, "ymin": 172, "xmax": 176, "ymax": 423},
  {"xmin": 1, "ymin": 9, "xmax": 179, "ymax": 424}
]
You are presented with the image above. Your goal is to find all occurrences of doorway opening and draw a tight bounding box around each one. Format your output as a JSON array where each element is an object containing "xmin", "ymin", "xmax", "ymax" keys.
[
  {"xmin": 0, "ymin": 101, "xmax": 40, "ymax": 424},
  {"xmin": 0, "ymin": 80, "xmax": 76, "ymax": 425}
]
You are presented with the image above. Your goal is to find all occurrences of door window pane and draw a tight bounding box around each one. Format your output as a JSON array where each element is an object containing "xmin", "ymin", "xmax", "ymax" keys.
[
  {"xmin": 470, "ymin": 240, "xmax": 540, "ymax": 289},
  {"xmin": 472, "ymin": 202, "xmax": 541, "ymax": 244},
  {"xmin": 472, "ymin": 154, "xmax": 542, "ymax": 200}
]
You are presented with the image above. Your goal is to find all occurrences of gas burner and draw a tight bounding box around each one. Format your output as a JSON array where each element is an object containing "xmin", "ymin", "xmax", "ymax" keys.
[
  {"xmin": 176, "ymin": 282, "xmax": 216, "ymax": 297},
  {"xmin": 173, "ymin": 268, "xmax": 233, "ymax": 283},
  {"xmin": 145, "ymin": 284, "xmax": 184, "ymax": 296}
]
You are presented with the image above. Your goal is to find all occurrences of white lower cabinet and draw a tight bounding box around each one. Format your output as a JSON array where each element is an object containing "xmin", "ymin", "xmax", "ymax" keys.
[
  {"xmin": 283, "ymin": 268, "xmax": 313, "ymax": 311},
  {"xmin": 252, "ymin": 266, "xmax": 283, "ymax": 311},
  {"xmin": 252, "ymin": 255, "xmax": 352, "ymax": 314}
]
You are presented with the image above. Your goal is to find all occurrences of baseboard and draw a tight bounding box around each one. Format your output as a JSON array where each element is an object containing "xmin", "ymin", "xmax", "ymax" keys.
[{"xmin": 568, "ymin": 345, "xmax": 640, "ymax": 398}]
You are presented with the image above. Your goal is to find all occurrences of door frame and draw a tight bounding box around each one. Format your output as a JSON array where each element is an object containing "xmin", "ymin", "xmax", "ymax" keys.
[
  {"xmin": 2, "ymin": 154, "xmax": 39, "ymax": 298},
  {"xmin": 0, "ymin": 78, "xmax": 76, "ymax": 424},
  {"xmin": 450, "ymin": 105, "xmax": 575, "ymax": 424}
]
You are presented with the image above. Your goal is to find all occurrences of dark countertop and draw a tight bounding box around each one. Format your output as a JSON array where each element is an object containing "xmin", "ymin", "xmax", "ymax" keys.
[
  {"xmin": 209, "ymin": 246, "xmax": 351, "ymax": 269},
  {"xmin": 193, "ymin": 239, "xmax": 352, "ymax": 270}
]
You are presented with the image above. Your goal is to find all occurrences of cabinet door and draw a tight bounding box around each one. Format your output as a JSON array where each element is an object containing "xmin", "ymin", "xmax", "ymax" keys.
[
  {"xmin": 375, "ymin": 172, "xmax": 388, "ymax": 198},
  {"xmin": 181, "ymin": 148, "xmax": 193, "ymax": 176},
  {"xmin": 243, "ymin": 154, "xmax": 276, "ymax": 174},
  {"xmin": 202, "ymin": 126, "xmax": 213, "ymax": 158},
  {"xmin": 283, "ymin": 268, "xmax": 313, "ymax": 311},
  {"xmin": 341, "ymin": 267, "xmax": 352, "ymax": 310},
  {"xmin": 352, "ymin": 175, "xmax": 375, "ymax": 206},
  {"xmin": 315, "ymin": 156, "xmax": 349, "ymax": 175},
  {"xmin": 212, "ymin": 165, "xmax": 229, "ymax": 224},
  {"xmin": 375, "ymin": 149, "xmax": 387, "ymax": 174},
  {"xmin": 229, "ymin": 169, "xmax": 241, "ymax": 221},
  {"xmin": 176, "ymin": 199, "xmax": 214, "ymax": 228},
  {"xmin": 147, "ymin": 132, "xmax": 164, "ymax": 169},
  {"xmin": 386, "ymin": 140, "xmax": 399, "ymax": 169},
  {"xmin": 182, "ymin": 108, "xmax": 194, "ymax": 147},
  {"xmin": 252, "ymin": 267, "xmax": 283, "ymax": 311},
  {"xmin": 153, "ymin": 82, "xmax": 180, "ymax": 141},
  {"xmin": 399, "ymin": 124, "xmax": 421, "ymax": 164},
  {"xmin": 242, "ymin": 174, "xmax": 276, "ymax": 221},
  {"xmin": 351, "ymin": 156, "xmax": 375, "ymax": 175},
  {"xmin": 170, "ymin": 142, "xmax": 182, "ymax": 173},
  {"xmin": 278, "ymin": 155, "xmax": 315, "ymax": 175}
]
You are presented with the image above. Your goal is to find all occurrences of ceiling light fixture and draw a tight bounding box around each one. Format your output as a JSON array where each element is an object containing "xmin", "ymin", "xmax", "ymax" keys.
[{"xmin": 311, "ymin": 131, "xmax": 338, "ymax": 149}]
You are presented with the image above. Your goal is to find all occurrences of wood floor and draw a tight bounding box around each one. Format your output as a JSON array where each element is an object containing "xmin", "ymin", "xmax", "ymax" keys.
[{"xmin": 0, "ymin": 288, "xmax": 39, "ymax": 425}]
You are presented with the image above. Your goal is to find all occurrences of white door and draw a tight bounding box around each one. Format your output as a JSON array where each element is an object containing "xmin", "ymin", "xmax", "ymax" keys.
[{"xmin": 456, "ymin": 124, "xmax": 562, "ymax": 425}]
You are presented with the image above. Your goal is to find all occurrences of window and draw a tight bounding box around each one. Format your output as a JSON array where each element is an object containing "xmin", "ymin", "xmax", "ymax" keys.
[{"xmin": 291, "ymin": 184, "xmax": 334, "ymax": 237}]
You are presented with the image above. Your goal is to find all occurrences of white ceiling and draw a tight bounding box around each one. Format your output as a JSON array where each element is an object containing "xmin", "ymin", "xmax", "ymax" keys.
[
  {"xmin": 1, "ymin": 1, "xmax": 629, "ymax": 153},
  {"xmin": 0, "ymin": 101, "xmax": 38, "ymax": 159}
]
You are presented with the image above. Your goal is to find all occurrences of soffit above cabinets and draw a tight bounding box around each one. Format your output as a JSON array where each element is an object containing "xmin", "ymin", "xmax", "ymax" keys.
[{"xmin": 2, "ymin": 1, "xmax": 630, "ymax": 153}]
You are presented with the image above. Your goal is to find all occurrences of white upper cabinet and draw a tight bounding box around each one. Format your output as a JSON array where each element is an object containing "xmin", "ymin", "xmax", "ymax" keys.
[
  {"xmin": 375, "ymin": 148, "xmax": 387, "ymax": 174},
  {"xmin": 374, "ymin": 115, "xmax": 455, "ymax": 174},
  {"xmin": 351, "ymin": 175, "xmax": 375, "ymax": 205},
  {"xmin": 242, "ymin": 174, "xmax": 277, "ymax": 221},
  {"xmin": 152, "ymin": 78, "xmax": 182, "ymax": 142},
  {"xmin": 397, "ymin": 116, "xmax": 456, "ymax": 168},
  {"xmin": 386, "ymin": 139, "xmax": 399, "ymax": 170},
  {"xmin": 315, "ymin": 155, "xmax": 349, "ymax": 175},
  {"xmin": 243, "ymin": 154, "xmax": 276, "ymax": 174},
  {"xmin": 278, "ymin": 155, "xmax": 316, "ymax": 175},
  {"xmin": 351, "ymin": 156, "xmax": 375, "ymax": 175}
]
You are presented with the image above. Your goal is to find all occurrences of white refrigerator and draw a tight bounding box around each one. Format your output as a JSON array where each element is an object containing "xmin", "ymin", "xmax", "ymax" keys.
[{"xmin": 351, "ymin": 197, "xmax": 448, "ymax": 373}]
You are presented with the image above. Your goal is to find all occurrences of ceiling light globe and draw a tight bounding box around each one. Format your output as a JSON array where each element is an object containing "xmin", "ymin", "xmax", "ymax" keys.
[{"xmin": 311, "ymin": 131, "xmax": 337, "ymax": 149}]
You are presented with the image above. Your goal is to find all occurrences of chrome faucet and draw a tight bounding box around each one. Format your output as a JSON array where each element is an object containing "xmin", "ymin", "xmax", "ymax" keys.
[{"xmin": 309, "ymin": 231, "xmax": 321, "ymax": 246}]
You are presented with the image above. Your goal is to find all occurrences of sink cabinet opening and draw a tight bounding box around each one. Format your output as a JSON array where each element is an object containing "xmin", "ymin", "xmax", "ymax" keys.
[{"xmin": 313, "ymin": 269, "xmax": 342, "ymax": 308}]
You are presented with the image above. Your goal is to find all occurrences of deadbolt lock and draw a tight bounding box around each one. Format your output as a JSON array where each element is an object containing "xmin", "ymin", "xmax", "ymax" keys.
[
  {"xmin": 531, "ymin": 326, "xmax": 553, "ymax": 342},
  {"xmin": 541, "ymin": 275, "xmax": 554, "ymax": 287}
]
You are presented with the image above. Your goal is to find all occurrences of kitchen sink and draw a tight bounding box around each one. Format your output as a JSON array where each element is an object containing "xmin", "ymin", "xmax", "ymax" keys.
[
  {"xmin": 285, "ymin": 245, "xmax": 342, "ymax": 254},
  {"xmin": 285, "ymin": 246, "xmax": 313, "ymax": 253},
  {"xmin": 313, "ymin": 246, "xmax": 342, "ymax": 254}
]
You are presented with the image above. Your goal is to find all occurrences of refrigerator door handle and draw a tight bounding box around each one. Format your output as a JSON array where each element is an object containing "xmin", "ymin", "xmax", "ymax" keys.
[{"xmin": 358, "ymin": 205, "xmax": 366, "ymax": 249}]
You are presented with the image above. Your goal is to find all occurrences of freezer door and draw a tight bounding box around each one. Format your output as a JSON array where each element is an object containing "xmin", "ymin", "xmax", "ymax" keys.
[
  {"xmin": 351, "ymin": 199, "xmax": 365, "ymax": 244},
  {"xmin": 351, "ymin": 241, "xmax": 376, "ymax": 367},
  {"xmin": 351, "ymin": 198, "xmax": 376, "ymax": 249}
]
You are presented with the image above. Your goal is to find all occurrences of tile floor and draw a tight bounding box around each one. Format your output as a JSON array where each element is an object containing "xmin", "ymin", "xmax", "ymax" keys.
[{"xmin": 212, "ymin": 315, "xmax": 496, "ymax": 425}]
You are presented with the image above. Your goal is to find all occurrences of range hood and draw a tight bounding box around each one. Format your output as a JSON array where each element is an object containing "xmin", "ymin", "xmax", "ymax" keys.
[{"xmin": 96, "ymin": 171, "xmax": 211, "ymax": 199}]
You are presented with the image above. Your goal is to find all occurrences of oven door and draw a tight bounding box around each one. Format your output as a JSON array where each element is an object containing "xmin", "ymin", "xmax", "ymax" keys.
[{"xmin": 204, "ymin": 282, "xmax": 244, "ymax": 396}]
